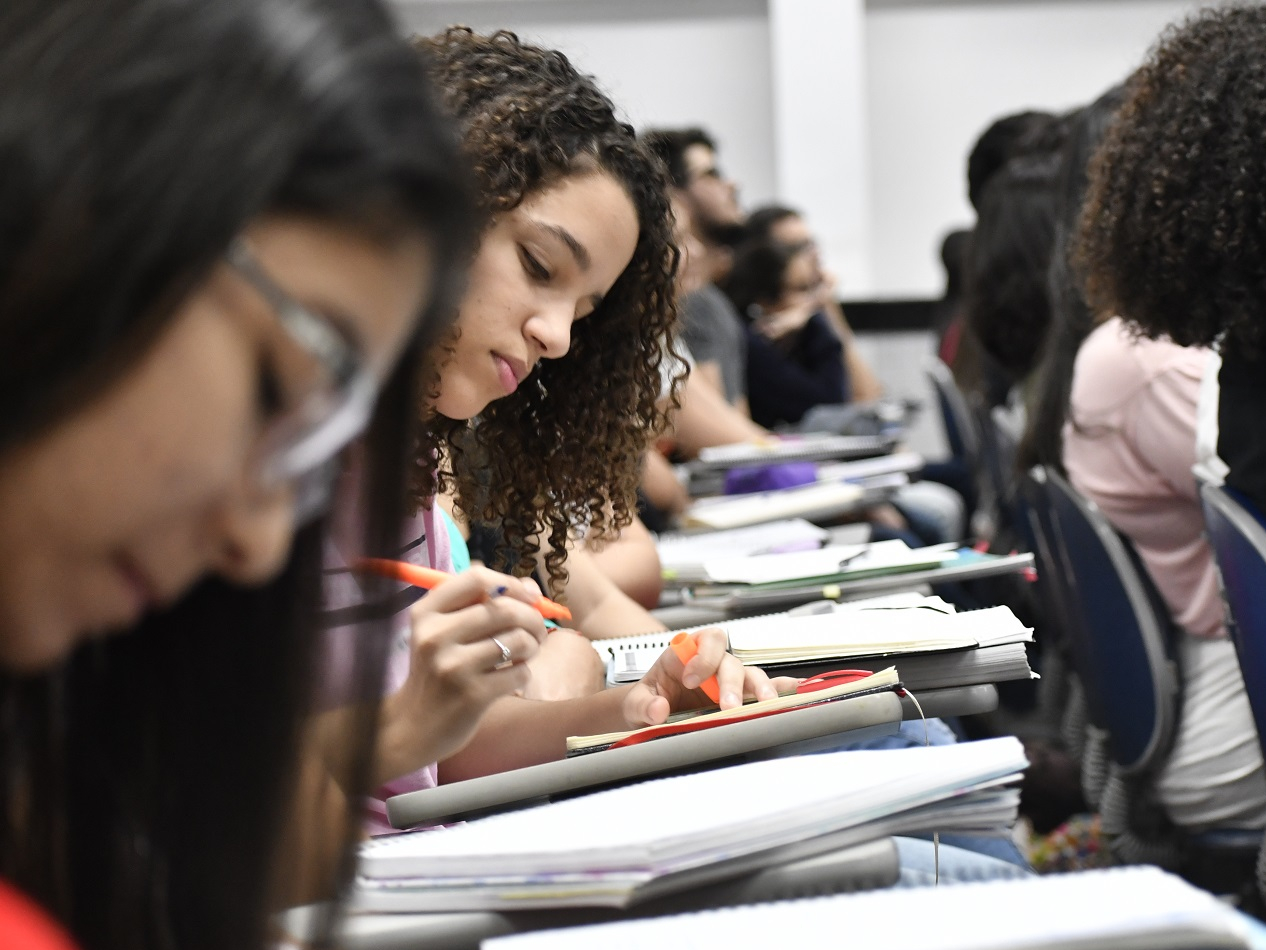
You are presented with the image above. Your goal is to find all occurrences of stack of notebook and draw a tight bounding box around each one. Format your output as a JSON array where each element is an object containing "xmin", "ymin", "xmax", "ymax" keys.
[
  {"xmin": 596, "ymin": 597, "xmax": 1034, "ymax": 693},
  {"xmin": 353, "ymin": 737, "xmax": 1027, "ymax": 913}
]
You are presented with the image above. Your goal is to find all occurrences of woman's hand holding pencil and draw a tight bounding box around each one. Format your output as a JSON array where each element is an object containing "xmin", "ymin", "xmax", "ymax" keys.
[
  {"xmin": 357, "ymin": 558, "xmax": 571, "ymax": 621},
  {"xmin": 371, "ymin": 564, "xmax": 550, "ymax": 782}
]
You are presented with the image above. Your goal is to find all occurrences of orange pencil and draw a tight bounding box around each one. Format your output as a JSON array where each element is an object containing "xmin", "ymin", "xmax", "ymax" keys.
[
  {"xmin": 355, "ymin": 557, "xmax": 572, "ymax": 622},
  {"xmin": 669, "ymin": 632, "xmax": 722, "ymax": 704}
]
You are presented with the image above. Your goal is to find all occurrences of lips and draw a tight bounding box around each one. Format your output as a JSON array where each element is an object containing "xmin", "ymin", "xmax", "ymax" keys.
[{"xmin": 493, "ymin": 353, "xmax": 529, "ymax": 396}]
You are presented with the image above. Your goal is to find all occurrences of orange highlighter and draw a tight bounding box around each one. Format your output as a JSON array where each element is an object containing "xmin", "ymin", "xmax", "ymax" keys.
[
  {"xmin": 355, "ymin": 557, "xmax": 572, "ymax": 623},
  {"xmin": 669, "ymin": 632, "xmax": 722, "ymax": 704}
]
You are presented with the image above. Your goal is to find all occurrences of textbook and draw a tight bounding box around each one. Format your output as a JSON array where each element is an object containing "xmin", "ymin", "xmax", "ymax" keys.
[
  {"xmin": 483, "ymin": 865, "xmax": 1258, "ymax": 950},
  {"xmin": 354, "ymin": 737, "xmax": 1027, "ymax": 912},
  {"xmin": 564, "ymin": 667, "xmax": 901, "ymax": 756}
]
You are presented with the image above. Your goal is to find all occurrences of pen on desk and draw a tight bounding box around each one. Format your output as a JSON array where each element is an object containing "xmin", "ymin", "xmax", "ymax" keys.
[
  {"xmin": 669, "ymin": 632, "xmax": 722, "ymax": 704},
  {"xmin": 354, "ymin": 557, "xmax": 572, "ymax": 622}
]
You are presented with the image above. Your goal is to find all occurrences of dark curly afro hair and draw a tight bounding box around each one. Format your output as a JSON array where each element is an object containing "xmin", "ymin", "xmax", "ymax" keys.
[
  {"xmin": 1077, "ymin": 4, "xmax": 1266, "ymax": 353},
  {"xmin": 412, "ymin": 28, "xmax": 682, "ymax": 592}
]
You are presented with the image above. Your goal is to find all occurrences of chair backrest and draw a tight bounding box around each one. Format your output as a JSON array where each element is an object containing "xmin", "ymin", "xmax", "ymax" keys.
[
  {"xmin": 1038, "ymin": 466, "xmax": 1180, "ymax": 775},
  {"xmin": 1199, "ymin": 482, "xmax": 1266, "ymax": 762},
  {"xmin": 1019, "ymin": 467, "xmax": 1080, "ymax": 660},
  {"xmin": 924, "ymin": 356, "xmax": 980, "ymax": 473}
]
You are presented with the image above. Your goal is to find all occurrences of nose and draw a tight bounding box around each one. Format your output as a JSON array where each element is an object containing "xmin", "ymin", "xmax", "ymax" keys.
[
  {"xmin": 209, "ymin": 483, "xmax": 296, "ymax": 586},
  {"xmin": 526, "ymin": 302, "xmax": 574, "ymax": 361}
]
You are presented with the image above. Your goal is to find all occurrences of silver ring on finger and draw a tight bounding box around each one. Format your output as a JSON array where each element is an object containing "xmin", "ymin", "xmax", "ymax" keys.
[{"xmin": 490, "ymin": 636, "xmax": 512, "ymax": 666}]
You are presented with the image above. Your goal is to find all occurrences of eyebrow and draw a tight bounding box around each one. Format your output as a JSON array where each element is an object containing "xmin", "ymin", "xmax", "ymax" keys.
[{"xmin": 535, "ymin": 221, "xmax": 591, "ymax": 272}]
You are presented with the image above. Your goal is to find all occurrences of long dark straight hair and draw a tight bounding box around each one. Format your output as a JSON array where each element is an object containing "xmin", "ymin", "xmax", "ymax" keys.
[
  {"xmin": 1015, "ymin": 86, "xmax": 1126, "ymax": 475},
  {"xmin": 0, "ymin": 1, "xmax": 474, "ymax": 948}
]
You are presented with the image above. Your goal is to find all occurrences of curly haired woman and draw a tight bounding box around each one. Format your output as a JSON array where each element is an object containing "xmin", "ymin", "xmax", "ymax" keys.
[
  {"xmin": 1078, "ymin": 4, "xmax": 1266, "ymax": 516},
  {"xmin": 1068, "ymin": 4, "xmax": 1266, "ymax": 833},
  {"xmin": 319, "ymin": 29, "xmax": 786, "ymax": 831}
]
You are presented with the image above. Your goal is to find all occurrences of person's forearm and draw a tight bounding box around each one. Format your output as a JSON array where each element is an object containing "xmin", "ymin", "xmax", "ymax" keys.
[
  {"xmin": 669, "ymin": 371, "xmax": 768, "ymax": 456},
  {"xmin": 437, "ymin": 689, "xmax": 633, "ymax": 783},
  {"xmin": 579, "ymin": 586, "xmax": 667, "ymax": 638},
  {"xmin": 824, "ymin": 300, "xmax": 884, "ymax": 401}
]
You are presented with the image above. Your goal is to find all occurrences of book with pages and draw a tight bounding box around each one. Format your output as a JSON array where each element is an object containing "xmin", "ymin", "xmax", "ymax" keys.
[{"xmin": 354, "ymin": 737, "xmax": 1026, "ymax": 913}]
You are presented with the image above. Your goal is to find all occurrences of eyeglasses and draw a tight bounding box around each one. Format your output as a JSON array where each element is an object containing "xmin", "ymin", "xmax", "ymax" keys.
[{"xmin": 225, "ymin": 239, "xmax": 379, "ymax": 523}]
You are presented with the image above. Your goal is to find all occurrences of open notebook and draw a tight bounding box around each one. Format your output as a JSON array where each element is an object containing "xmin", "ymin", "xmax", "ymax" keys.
[
  {"xmin": 596, "ymin": 591, "xmax": 948, "ymax": 685},
  {"xmin": 355, "ymin": 737, "xmax": 1026, "ymax": 913},
  {"xmin": 483, "ymin": 865, "xmax": 1258, "ymax": 950},
  {"xmin": 595, "ymin": 598, "xmax": 1030, "ymax": 685},
  {"xmin": 565, "ymin": 667, "xmax": 900, "ymax": 756}
]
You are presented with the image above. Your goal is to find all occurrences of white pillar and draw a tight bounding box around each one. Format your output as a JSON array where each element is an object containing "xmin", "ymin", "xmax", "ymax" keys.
[{"xmin": 768, "ymin": 0, "xmax": 872, "ymax": 295}]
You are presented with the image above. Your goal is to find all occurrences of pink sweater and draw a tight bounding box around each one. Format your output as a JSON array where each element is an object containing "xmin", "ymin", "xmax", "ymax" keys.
[
  {"xmin": 1063, "ymin": 317, "xmax": 1221, "ymax": 640},
  {"xmin": 321, "ymin": 503, "xmax": 453, "ymax": 834}
]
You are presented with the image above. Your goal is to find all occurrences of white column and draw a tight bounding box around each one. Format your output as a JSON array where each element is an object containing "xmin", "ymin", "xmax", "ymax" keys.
[{"xmin": 767, "ymin": 0, "xmax": 872, "ymax": 296}]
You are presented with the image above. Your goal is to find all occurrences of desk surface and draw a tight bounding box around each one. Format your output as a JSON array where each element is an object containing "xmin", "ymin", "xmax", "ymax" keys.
[{"xmin": 385, "ymin": 690, "xmax": 903, "ymax": 829}]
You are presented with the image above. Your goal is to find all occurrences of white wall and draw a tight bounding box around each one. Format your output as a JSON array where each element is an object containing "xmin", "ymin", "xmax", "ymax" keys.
[
  {"xmin": 393, "ymin": 0, "xmax": 1219, "ymax": 298},
  {"xmin": 864, "ymin": 0, "xmax": 1205, "ymax": 297},
  {"xmin": 394, "ymin": 0, "xmax": 779, "ymax": 208}
]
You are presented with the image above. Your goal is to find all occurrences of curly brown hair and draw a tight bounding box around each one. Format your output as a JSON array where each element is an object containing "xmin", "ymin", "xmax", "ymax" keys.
[
  {"xmin": 412, "ymin": 28, "xmax": 682, "ymax": 592},
  {"xmin": 1077, "ymin": 4, "xmax": 1266, "ymax": 353}
]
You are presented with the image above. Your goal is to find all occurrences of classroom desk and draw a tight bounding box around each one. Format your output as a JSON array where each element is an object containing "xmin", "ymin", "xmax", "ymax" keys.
[
  {"xmin": 282, "ymin": 837, "xmax": 900, "ymax": 950},
  {"xmin": 383, "ymin": 690, "xmax": 903, "ymax": 829}
]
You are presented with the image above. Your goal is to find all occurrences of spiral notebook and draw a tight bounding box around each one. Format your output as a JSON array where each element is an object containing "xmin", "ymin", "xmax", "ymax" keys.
[
  {"xmin": 483, "ymin": 865, "xmax": 1257, "ymax": 950},
  {"xmin": 595, "ymin": 592, "xmax": 950, "ymax": 685},
  {"xmin": 355, "ymin": 737, "xmax": 1027, "ymax": 913}
]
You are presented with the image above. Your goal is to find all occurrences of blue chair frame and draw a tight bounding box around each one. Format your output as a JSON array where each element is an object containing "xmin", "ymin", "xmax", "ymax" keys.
[
  {"xmin": 1036, "ymin": 466, "xmax": 1180, "ymax": 774},
  {"xmin": 924, "ymin": 357, "xmax": 981, "ymax": 519},
  {"xmin": 1199, "ymin": 483, "xmax": 1266, "ymax": 762}
]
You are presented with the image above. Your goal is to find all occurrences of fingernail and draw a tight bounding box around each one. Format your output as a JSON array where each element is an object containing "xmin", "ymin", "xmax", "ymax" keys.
[
  {"xmin": 682, "ymin": 674, "xmax": 699, "ymax": 689},
  {"xmin": 723, "ymin": 692, "xmax": 741, "ymax": 707}
]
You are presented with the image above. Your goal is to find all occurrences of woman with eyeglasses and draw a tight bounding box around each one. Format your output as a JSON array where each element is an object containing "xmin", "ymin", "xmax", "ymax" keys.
[
  {"xmin": 0, "ymin": 0, "xmax": 474, "ymax": 946},
  {"xmin": 313, "ymin": 28, "xmax": 789, "ymax": 821}
]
